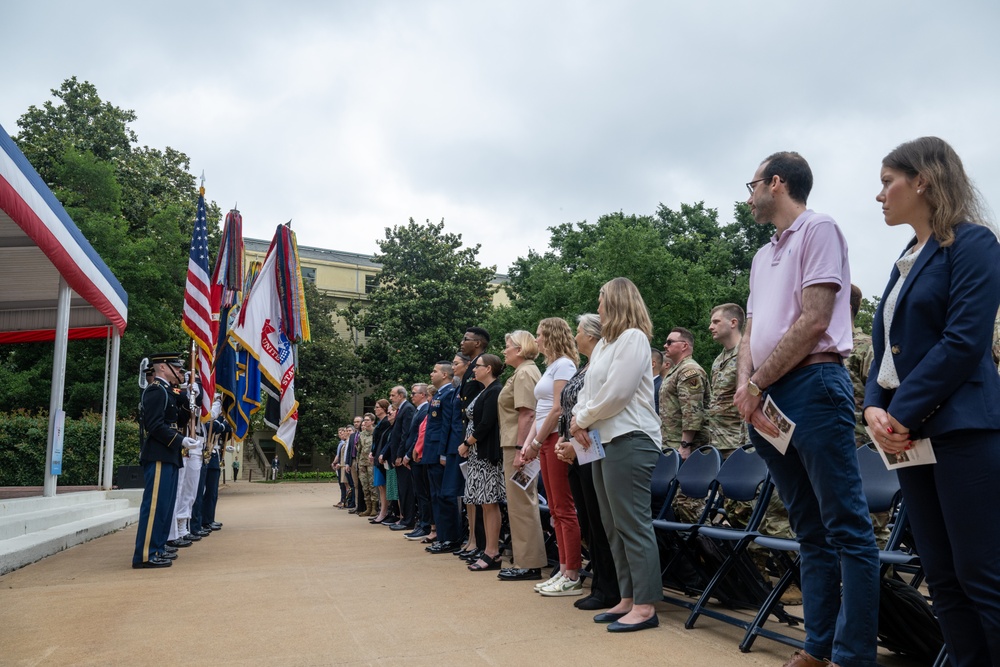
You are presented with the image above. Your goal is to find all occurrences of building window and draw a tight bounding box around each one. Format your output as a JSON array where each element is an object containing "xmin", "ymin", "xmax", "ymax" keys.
[
  {"xmin": 364, "ymin": 324, "xmax": 378, "ymax": 338},
  {"xmin": 364, "ymin": 274, "xmax": 378, "ymax": 294},
  {"xmin": 301, "ymin": 267, "xmax": 316, "ymax": 284}
]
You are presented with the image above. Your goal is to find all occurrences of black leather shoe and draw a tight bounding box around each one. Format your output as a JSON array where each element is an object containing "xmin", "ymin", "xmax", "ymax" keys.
[
  {"xmin": 498, "ymin": 567, "xmax": 542, "ymax": 581},
  {"xmin": 193, "ymin": 528, "xmax": 211, "ymax": 537},
  {"xmin": 163, "ymin": 545, "xmax": 178, "ymax": 553},
  {"xmin": 157, "ymin": 551, "xmax": 178, "ymax": 560},
  {"xmin": 593, "ymin": 611, "xmax": 627, "ymax": 623},
  {"xmin": 380, "ymin": 515, "xmax": 400, "ymax": 526},
  {"xmin": 166, "ymin": 539, "xmax": 192, "ymax": 548},
  {"xmin": 607, "ymin": 615, "xmax": 659, "ymax": 632},
  {"xmin": 205, "ymin": 522, "xmax": 222, "ymax": 531},
  {"xmin": 182, "ymin": 533, "xmax": 202, "ymax": 542},
  {"xmin": 133, "ymin": 557, "xmax": 172, "ymax": 569},
  {"xmin": 405, "ymin": 528, "xmax": 429, "ymax": 541},
  {"xmin": 463, "ymin": 550, "xmax": 484, "ymax": 563},
  {"xmin": 389, "ymin": 523, "xmax": 414, "ymax": 531},
  {"xmin": 428, "ymin": 541, "xmax": 463, "ymax": 554},
  {"xmin": 454, "ymin": 547, "xmax": 477, "ymax": 558}
]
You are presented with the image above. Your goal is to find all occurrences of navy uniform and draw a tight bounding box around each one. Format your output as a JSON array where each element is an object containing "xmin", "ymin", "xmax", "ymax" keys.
[
  {"xmin": 132, "ymin": 353, "xmax": 193, "ymax": 569},
  {"xmin": 199, "ymin": 415, "xmax": 231, "ymax": 531}
]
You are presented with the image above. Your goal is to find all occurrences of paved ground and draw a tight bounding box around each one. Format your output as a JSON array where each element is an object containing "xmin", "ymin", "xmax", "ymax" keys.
[{"xmin": 0, "ymin": 481, "xmax": 917, "ymax": 666}]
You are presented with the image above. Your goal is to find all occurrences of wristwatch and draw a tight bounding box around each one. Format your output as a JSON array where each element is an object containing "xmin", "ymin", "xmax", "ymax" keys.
[{"xmin": 747, "ymin": 379, "xmax": 762, "ymax": 397}]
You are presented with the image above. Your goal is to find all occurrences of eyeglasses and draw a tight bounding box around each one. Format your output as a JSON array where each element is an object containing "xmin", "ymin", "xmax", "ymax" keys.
[
  {"xmin": 474, "ymin": 363, "xmax": 487, "ymax": 369},
  {"xmin": 746, "ymin": 178, "xmax": 767, "ymax": 196},
  {"xmin": 664, "ymin": 339, "xmax": 680, "ymax": 346}
]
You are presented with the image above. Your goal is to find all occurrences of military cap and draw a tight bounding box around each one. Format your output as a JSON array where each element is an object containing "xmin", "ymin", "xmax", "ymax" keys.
[{"xmin": 148, "ymin": 352, "xmax": 185, "ymax": 367}]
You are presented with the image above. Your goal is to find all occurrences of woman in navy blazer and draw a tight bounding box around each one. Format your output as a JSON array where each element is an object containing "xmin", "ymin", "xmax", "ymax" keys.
[{"xmin": 863, "ymin": 137, "xmax": 1000, "ymax": 666}]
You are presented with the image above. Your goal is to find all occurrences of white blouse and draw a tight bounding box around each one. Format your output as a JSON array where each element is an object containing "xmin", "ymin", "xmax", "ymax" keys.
[
  {"xmin": 572, "ymin": 328, "xmax": 662, "ymax": 447},
  {"xmin": 877, "ymin": 243, "xmax": 925, "ymax": 390}
]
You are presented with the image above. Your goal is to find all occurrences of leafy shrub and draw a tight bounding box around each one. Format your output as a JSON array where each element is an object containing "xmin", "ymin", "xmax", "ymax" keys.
[{"xmin": 0, "ymin": 411, "xmax": 140, "ymax": 486}]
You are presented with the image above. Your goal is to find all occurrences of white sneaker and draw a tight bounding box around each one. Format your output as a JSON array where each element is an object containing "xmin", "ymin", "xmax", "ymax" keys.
[
  {"xmin": 539, "ymin": 575, "xmax": 583, "ymax": 597},
  {"xmin": 534, "ymin": 573, "xmax": 564, "ymax": 593}
]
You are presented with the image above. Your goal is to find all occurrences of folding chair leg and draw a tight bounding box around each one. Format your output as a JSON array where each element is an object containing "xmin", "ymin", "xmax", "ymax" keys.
[{"xmin": 739, "ymin": 558, "xmax": 800, "ymax": 653}]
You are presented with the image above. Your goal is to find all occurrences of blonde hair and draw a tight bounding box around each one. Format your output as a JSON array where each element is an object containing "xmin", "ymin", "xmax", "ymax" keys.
[
  {"xmin": 882, "ymin": 136, "xmax": 993, "ymax": 247},
  {"xmin": 504, "ymin": 330, "xmax": 539, "ymax": 361},
  {"xmin": 599, "ymin": 277, "xmax": 653, "ymax": 343},
  {"xmin": 538, "ymin": 317, "xmax": 579, "ymax": 366}
]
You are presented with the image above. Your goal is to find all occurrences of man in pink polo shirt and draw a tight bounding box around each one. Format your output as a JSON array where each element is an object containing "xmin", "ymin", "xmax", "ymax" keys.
[{"xmin": 733, "ymin": 152, "xmax": 879, "ymax": 667}]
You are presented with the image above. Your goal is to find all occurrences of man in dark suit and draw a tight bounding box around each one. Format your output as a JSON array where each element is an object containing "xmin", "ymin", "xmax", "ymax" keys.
[
  {"xmin": 424, "ymin": 362, "xmax": 462, "ymax": 553},
  {"xmin": 132, "ymin": 352, "xmax": 198, "ymax": 569},
  {"xmin": 387, "ymin": 385, "xmax": 416, "ymax": 531},
  {"xmin": 402, "ymin": 384, "xmax": 431, "ymax": 539}
]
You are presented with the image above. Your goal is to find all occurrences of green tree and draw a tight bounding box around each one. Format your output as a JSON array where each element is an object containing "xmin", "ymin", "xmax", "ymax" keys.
[
  {"xmin": 294, "ymin": 282, "xmax": 361, "ymax": 458},
  {"xmin": 343, "ymin": 219, "xmax": 495, "ymax": 397},
  {"xmin": 1, "ymin": 79, "xmax": 220, "ymax": 419}
]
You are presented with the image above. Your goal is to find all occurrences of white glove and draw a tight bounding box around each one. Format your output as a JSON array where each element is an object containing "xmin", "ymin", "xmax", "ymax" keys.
[
  {"xmin": 211, "ymin": 397, "xmax": 223, "ymax": 420},
  {"xmin": 182, "ymin": 437, "xmax": 199, "ymax": 449}
]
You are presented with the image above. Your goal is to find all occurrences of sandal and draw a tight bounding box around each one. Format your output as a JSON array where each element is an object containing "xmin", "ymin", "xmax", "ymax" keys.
[{"xmin": 468, "ymin": 553, "xmax": 501, "ymax": 571}]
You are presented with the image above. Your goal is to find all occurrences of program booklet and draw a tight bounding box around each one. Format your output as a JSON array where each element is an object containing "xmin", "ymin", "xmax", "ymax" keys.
[
  {"xmin": 865, "ymin": 426, "xmax": 937, "ymax": 470},
  {"xmin": 572, "ymin": 429, "xmax": 606, "ymax": 465},
  {"xmin": 758, "ymin": 395, "xmax": 795, "ymax": 455},
  {"xmin": 510, "ymin": 458, "xmax": 541, "ymax": 492}
]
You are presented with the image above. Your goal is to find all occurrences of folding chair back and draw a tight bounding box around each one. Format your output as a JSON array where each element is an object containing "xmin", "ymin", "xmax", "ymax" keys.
[
  {"xmin": 675, "ymin": 445, "xmax": 722, "ymax": 500},
  {"xmin": 857, "ymin": 442, "xmax": 901, "ymax": 514},
  {"xmin": 714, "ymin": 445, "xmax": 770, "ymax": 504},
  {"xmin": 651, "ymin": 449, "xmax": 680, "ymax": 519}
]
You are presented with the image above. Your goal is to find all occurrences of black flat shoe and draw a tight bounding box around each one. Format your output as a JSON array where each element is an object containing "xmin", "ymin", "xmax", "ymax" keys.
[
  {"xmin": 593, "ymin": 611, "xmax": 627, "ymax": 623},
  {"xmin": 607, "ymin": 615, "xmax": 659, "ymax": 632}
]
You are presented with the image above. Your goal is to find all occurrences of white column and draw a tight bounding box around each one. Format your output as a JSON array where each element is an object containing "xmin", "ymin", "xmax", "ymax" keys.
[
  {"xmin": 44, "ymin": 277, "xmax": 72, "ymax": 497},
  {"xmin": 101, "ymin": 329, "xmax": 122, "ymax": 490}
]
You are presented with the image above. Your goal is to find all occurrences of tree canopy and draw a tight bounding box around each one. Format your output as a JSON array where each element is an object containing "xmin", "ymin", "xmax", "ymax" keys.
[
  {"xmin": 0, "ymin": 78, "xmax": 219, "ymax": 418},
  {"xmin": 342, "ymin": 219, "xmax": 496, "ymax": 398}
]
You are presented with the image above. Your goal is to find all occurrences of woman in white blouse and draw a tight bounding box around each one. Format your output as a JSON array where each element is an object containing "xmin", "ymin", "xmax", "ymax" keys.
[{"xmin": 571, "ymin": 277, "xmax": 662, "ymax": 633}]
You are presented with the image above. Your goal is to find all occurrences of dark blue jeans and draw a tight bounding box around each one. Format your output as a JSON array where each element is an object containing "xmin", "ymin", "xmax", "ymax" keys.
[
  {"xmin": 897, "ymin": 429, "xmax": 1000, "ymax": 667},
  {"xmin": 750, "ymin": 363, "xmax": 879, "ymax": 667}
]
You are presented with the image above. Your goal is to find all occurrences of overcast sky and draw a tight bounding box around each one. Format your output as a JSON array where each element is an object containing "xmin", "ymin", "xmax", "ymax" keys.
[{"xmin": 3, "ymin": 1, "xmax": 999, "ymax": 301}]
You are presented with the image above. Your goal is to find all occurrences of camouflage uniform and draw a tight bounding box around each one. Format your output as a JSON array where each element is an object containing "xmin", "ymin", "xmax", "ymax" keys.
[
  {"xmin": 659, "ymin": 356, "xmax": 709, "ymax": 451},
  {"xmin": 845, "ymin": 326, "xmax": 874, "ymax": 447},
  {"xmin": 660, "ymin": 356, "xmax": 710, "ymax": 523},
  {"xmin": 356, "ymin": 430, "xmax": 376, "ymax": 516},
  {"xmin": 707, "ymin": 342, "xmax": 747, "ymax": 455}
]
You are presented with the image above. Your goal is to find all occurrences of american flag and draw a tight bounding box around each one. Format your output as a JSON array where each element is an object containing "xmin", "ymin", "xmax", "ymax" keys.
[{"xmin": 181, "ymin": 186, "xmax": 218, "ymax": 420}]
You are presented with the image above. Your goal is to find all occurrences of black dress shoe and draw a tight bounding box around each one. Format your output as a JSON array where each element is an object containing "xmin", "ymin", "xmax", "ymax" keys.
[
  {"xmin": 182, "ymin": 533, "xmax": 202, "ymax": 542},
  {"xmin": 454, "ymin": 547, "xmax": 477, "ymax": 558},
  {"xmin": 163, "ymin": 545, "xmax": 178, "ymax": 553},
  {"xmin": 405, "ymin": 528, "xmax": 429, "ymax": 541},
  {"xmin": 463, "ymin": 550, "xmax": 484, "ymax": 563},
  {"xmin": 193, "ymin": 528, "xmax": 211, "ymax": 537},
  {"xmin": 157, "ymin": 551, "xmax": 178, "ymax": 560},
  {"xmin": 389, "ymin": 523, "xmax": 414, "ymax": 531},
  {"xmin": 607, "ymin": 615, "xmax": 659, "ymax": 632},
  {"xmin": 498, "ymin": 567, "xmax": 542, "ymax": 581},
  {"xmin": 205, "ymin": 522, "xmax": 222, "ymax": 531},
  {"xmin": 428, "ymin": 541, "xmax": 463, "ymax": 554},
  {"xmin": 380, "ymin": 515, "xmax": 400, "ymax": 525},
  {"xmin": 133, "ymin": 557, "xmax": 172, "ymax": 569},
  {"xmin": 166, "ymin": 539, "xmax": 192, "ymax": 548}
]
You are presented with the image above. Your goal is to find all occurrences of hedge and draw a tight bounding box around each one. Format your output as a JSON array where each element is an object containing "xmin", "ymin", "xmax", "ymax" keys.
[{"xmin": 0, "ymin": 411, "xmax": 141, "ymax": 487}]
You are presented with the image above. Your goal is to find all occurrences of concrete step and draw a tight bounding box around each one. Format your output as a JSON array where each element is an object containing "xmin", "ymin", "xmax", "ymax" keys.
[
  {"xmin": 0, "ymin": 498, "xmax": 132, "ymax": 540},
  {"xmin": 0, "ymin": 507, "xmax": 138, "ymax": 575},
  {"xmin": 0, "ymin": 490, "xmax": 109, "ymax": 515}
]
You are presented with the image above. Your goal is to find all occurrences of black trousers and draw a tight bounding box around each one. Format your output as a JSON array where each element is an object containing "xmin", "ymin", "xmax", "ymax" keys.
[
  {"xmin": 568, "ymin": 459, "xmax": 620, "ymax": 603},
  {"xmin": 413, "ymin": 464, "xmax": 433, "ymax": 531},
  {"xmin": 395, "ymin": 464, "xmax": 416, "ymax": 526}
]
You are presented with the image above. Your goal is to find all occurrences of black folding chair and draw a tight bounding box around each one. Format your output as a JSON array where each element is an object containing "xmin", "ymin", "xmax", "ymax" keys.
[
  {"xmin": 680, "ymin": 445, "xmax": 781, "ymax": 628},
  {"xmin": 651, "ymin": 449, "xmax": 680, "ymax": 521},
  {"xmin": 653, "ymin": 445, "xmax": 722, "ymax": 596},
  {"xmin": 740, "ymin": 443, "xmax": 903, "ymax": 653}
]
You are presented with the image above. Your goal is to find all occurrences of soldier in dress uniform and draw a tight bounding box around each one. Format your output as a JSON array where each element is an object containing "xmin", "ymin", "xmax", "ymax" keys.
[{"xmin": 132, "ymin": 353, "xmax": 199, "ymax": 569}]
